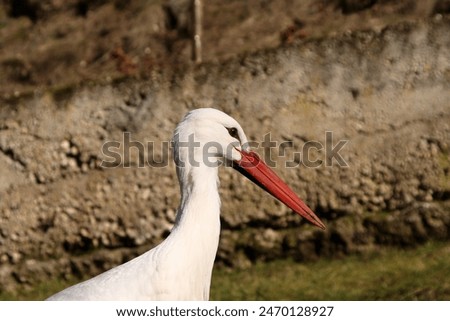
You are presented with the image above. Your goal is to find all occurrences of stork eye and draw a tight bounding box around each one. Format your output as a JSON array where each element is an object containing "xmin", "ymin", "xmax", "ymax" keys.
[{"xmin": 226, "ymin": 127, "xmax": 239, "ymax": 140}]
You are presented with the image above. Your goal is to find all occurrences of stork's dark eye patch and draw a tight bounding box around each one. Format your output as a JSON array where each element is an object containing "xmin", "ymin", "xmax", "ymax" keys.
[{"xmin": 226, "ymin": 127, "xmax": 239, "ymax": 140}]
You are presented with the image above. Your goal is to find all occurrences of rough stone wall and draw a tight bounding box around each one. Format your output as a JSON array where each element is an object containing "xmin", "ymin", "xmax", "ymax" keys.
[{"xmin": 0, "ymin": 18, "xmax": 449, "ymax": 291}]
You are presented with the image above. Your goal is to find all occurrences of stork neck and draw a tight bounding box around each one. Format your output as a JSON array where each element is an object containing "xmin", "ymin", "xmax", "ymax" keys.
[{"xmin": 174, "ymin": 163, "xmax": 221, "ymax": 229}]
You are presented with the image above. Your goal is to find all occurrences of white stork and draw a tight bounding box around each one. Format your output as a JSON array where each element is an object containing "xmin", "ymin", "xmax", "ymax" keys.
[{"xmin": 47, "ymin": 108, "xmax": 325, "ymax": 301}]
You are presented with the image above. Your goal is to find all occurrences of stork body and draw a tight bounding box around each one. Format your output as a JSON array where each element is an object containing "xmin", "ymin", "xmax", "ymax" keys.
[{"xmin": 47, "ymin": 108, "xmax": 324, "ymax": 301}]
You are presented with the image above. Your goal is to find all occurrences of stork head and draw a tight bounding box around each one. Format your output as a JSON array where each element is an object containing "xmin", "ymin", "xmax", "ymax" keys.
[
  {"xmin": 173, "ymin": 108, "xmax": 249, "ymax": 167},
  {"xmin": 173, "ymin": 108, "xmax": 325, "ymax": 230}
]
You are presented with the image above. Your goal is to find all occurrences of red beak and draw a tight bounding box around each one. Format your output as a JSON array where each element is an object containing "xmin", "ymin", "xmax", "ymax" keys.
[{"xmin": 233, "ymin": 150, "xmax": 326, "ymax": 230}]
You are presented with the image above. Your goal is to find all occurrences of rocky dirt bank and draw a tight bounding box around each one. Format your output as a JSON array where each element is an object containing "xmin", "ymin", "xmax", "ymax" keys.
[{"xmin": 0, "ymin": 18, "xmax": 449, "ymax": 292}]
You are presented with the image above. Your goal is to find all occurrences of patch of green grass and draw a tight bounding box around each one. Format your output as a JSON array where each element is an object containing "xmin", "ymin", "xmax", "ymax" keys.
[
  {"xmin": 210, "ymin": 242, "xmax": 450, "ymax": 300},
  {"xmin": 1, "ymin": 242, "xmax": 449, "ymax": 300},
  {"xmin": 0, "ymin": 277, "xmax": 78, "ymax": 301}
]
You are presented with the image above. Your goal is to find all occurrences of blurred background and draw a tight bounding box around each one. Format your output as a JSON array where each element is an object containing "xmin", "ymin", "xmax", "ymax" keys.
[{"xmin": 0, "ymin": 0, "xmax": 449, "ymax": 300}]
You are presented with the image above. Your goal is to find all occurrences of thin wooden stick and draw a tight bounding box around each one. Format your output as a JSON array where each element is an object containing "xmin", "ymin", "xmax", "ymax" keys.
[{"xmin": 192, "ymin": 0, "xmax": 202, "ymax": 64}]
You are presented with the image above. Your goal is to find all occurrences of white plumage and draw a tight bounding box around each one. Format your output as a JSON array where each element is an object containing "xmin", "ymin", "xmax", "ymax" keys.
[{"xmin": 47, "ymin": 108, "xmax": 324, "ymax": 301}]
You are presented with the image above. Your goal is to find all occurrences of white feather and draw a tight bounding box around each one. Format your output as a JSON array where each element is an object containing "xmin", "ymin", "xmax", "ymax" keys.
[{"xmin": 47, "ymin": 108, "xmax": 248, "ymax": 300}]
